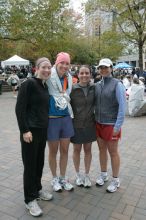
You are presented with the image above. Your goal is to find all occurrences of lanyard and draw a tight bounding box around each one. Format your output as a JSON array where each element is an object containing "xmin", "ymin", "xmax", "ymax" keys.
[{"xmin": 63, "ymin": 76, "xmax": 68, "ymax": 91}]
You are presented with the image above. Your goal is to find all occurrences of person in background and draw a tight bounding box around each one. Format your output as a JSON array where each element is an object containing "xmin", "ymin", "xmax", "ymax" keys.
[
  {"xmin": 15, "ymin": 57, "xmax": 53, "ymax": 217},
  {"xmin": 7, "ymin": 70, "xmax": 20, "ymax": 97},
  {"xmin": 94, "ymin": 73, "xmax": 102, "ymax": 83},
  {"xmin": 131, "ymin": 68, "xmax": 135, "ymax": 76},
  {"xmin": 123, "ymin": 75, "xmax": 132, "ymax": 91},
  {"xmin": 91, "ymin": 65, "xmax": 96, "ymax": 79},
  {"xmin": 70, "ymin": 66, "xmax": 96, "ymax": 188},
  {"xmin": 72, "ymin": 72, "xmax": 78, "ymax": 84},
  {"xmin": 128, "ymin": 78, "xmax": 146, "ymax": 117},
  {"xmin": 95, "ymin": 58, "xmax": 126, "ymax": 193},
  {"xmin": 139, "ymin": 77, "xmax": 145, "ymax": 90},
  {"xmin": 47, "ymin": 52, "xmax": 74, "ymax": 192}
]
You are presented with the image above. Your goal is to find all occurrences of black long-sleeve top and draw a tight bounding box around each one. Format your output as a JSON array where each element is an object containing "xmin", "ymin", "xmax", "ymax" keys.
[{"xmin": 15, "ymin": 77, "xmax": 49, "ymax": 133}]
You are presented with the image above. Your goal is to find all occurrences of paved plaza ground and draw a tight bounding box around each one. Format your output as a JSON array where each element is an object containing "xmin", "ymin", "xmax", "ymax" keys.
[{"xmin": 0, "ymin": 92, "xmax": 146, "ymax": 220}]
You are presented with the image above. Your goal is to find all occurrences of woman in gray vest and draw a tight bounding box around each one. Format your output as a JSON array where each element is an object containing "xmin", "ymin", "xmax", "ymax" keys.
[{"xmin": 95, "ymin": 58, "xmax": 126, "ymax": 193}]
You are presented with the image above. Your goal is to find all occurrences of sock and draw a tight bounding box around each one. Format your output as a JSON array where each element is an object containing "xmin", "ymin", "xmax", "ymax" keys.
[
  {"xmin": 53, "ymin": 176, "xmax": 57, "ymax": 179},
  {"xmin": 60, "ymin": 176, "xmax": 65, "ymax": 180},
  {"xmin": 113, "ymin": 177, "xmax": 119, "ymax": 181},
  {"xmin": 101, "ymin": 171, "xmax": 107, "ymax": 176}
]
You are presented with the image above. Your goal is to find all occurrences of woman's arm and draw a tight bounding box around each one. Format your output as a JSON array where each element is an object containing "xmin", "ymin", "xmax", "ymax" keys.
[
  {"xmin": 15, "ymin": 80, "xmax": 31, "ymax": 133},
  {"xmin": 114, "ymin": 82, "xmax": 126, "ymax": 133}
]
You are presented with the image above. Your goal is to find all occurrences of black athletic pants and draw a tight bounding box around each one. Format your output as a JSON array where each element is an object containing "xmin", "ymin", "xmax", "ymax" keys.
[{"xmin": 20, "ymin": 128, "xmax": 47, "ymax": 204}]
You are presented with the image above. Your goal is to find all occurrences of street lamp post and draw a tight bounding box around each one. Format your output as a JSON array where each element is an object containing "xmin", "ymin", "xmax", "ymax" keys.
[{"xmin": 98, "ymin": 24, "xmax": 101, "ymax": 59}]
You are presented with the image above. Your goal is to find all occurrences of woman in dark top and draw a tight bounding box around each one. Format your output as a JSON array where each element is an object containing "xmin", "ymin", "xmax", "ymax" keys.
[
  {"xmin": 15, "ymin": 57, "xmax": 53, "ymax": 217},
  {"xmin": 70, "ymin": 66, "xmax": 96, "ymax": 188}
]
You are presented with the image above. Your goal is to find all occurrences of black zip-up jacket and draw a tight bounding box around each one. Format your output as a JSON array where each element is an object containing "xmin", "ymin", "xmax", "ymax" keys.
[
  {"xmin": 15, "ymin": 78, "xmax": 49, "ymax": 133},
  {"xmin": 70, "ymin": 83, "xmax": 95, "ymax": 128}
]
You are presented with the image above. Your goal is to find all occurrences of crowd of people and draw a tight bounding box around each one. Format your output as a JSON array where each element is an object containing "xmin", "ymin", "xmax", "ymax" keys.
[
  {"xmin": 0, "ymin": 65, "xmax": 36, "ymax": 97},
  {"xmin": 0, "ymin": 65, "xmax": 35, "ymax": 79},
  {"xmin": 13, "ymin": 52, "xmax": 145, "ymax": 217}
]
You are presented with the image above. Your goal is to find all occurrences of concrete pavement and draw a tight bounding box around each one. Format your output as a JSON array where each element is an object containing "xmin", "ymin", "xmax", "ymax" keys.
[{"xmin": 0, "ymin": 92, "xmax": 146, "ymax": 220}]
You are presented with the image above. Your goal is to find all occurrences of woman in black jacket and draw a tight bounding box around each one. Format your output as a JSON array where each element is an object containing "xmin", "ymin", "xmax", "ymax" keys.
[
  {"xmin": 15, "ymin": 58, "xmax": 53, "ymax": 217},
  {"xmin": 70, "ymin": 66, "xmax": 96, "ymax": 188}
]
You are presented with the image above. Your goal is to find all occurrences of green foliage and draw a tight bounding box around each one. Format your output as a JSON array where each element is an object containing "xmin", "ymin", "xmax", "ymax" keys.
[
  {"xmin": 70, "ymin": 38, "xmax": 98, "ymax": 65},
  {"xmin": 0, "ymin": 0, "xmax": 131, "ymax": 65},
  {"xmin": 85, "ymin": 0, "xmax": 146, "ymax": 69},
  {"xmin": 0, "ymin": 0, "xmax": 100, "ymax": 64},
  {"xmin": 0, "ymin": 0, "xmax": 70, "ymax": 60},
  {"xmin": 100, "ymin": 31, "xmax": 124, "ymax": 61}
]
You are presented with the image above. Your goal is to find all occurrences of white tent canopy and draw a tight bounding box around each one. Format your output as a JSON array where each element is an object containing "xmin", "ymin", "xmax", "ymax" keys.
[{"xmin": 1, "ymin": 55, "xmax": 29, "ymax": 68}]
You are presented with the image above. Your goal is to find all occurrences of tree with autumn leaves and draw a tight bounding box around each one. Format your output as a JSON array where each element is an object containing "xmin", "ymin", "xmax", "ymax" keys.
[
  {"xmin": 0, "ymin": 0, "xmax": 124, "ymax": 65},
  {"xmin": 0, "ymin": 0, "xmax": 70, "ymax": 61},
  {"xmin": 0, "ymin": 0, "xmax": 138, "ymax": 65},
  {"xmin": 86, "ymin": 0, "xmax": 146, "ymax": 70}
]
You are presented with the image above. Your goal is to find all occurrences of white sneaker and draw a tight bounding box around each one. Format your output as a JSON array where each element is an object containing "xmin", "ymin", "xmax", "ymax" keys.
[
  {"xmin": 75, "ymin": 174, "xmax": 84, "ymax": 187},
  {"xmin": 38, "ymin": 190, "xmax": 53, "ymax": 201},
  {"xmin": 60, "ymin": 177, "xmax": 74, "ymax": 191},
  {"xmin": 96, "ymin": 173, "xmax": 108, "ymax": 186},
  {"xmin": 106, "ymin": 178, "xmax": 120, "ymax": 193},
  {"xmin": 51, "ymin": 177, "xmax": 62, "ymax": 192},
  {"xmin": 84, "ymin": 175, "xmax": 92, "ymax": 188},
  {"xmin": 25, "ymin": 199, "xmax": 43, "ymax": 217}
]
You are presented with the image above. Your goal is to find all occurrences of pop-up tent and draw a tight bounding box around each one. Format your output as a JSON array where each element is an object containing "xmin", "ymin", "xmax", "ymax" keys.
[
  {"xmin": 114, "ymin": 62, "xmax": 133, "ymax": 69},
  {"xmin": 1, "ymin": 55, "xmax": 29, "ymax": 68}
]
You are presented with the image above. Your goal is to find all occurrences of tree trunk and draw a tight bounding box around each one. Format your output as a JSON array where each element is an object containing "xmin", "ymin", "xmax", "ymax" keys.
[{"xmin": 138, "ymin": 41, "xmax": 143, "ymax": 71}]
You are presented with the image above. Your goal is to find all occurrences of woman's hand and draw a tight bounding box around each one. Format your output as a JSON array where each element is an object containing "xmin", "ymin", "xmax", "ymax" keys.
[
  {"xmin": 23, "ymin": 132, "xmax": 33, "ymax": 143},
  {"xmin": 113, "ymin": 130, "xmax": 120, "ymax": 136}
]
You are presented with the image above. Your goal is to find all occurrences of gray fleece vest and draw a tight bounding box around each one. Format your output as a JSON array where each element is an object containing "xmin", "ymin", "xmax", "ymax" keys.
[{"xmin": 95, "ymin": 77, "xmax": 119, "ymax": 124}]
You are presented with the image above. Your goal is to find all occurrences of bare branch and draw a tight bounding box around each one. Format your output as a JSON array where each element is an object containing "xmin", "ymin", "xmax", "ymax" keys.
[
  {"xmin": 125, "ymin": 0, "xmax": 140, "ymax": 31},
  {"xmin": 141, "ymin": 8, "xmax": 146, "ymax": 30},
  {"xmin": 132, "ymin": 0, "xmax": 144, "ymax": 25},
  {"xmin": 0, "ymin": 36, "xmax": 37, "ymax": 46},
  {"xmin": 115, "ymin": 18, "xmax": 138, "ymax": 44}
]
